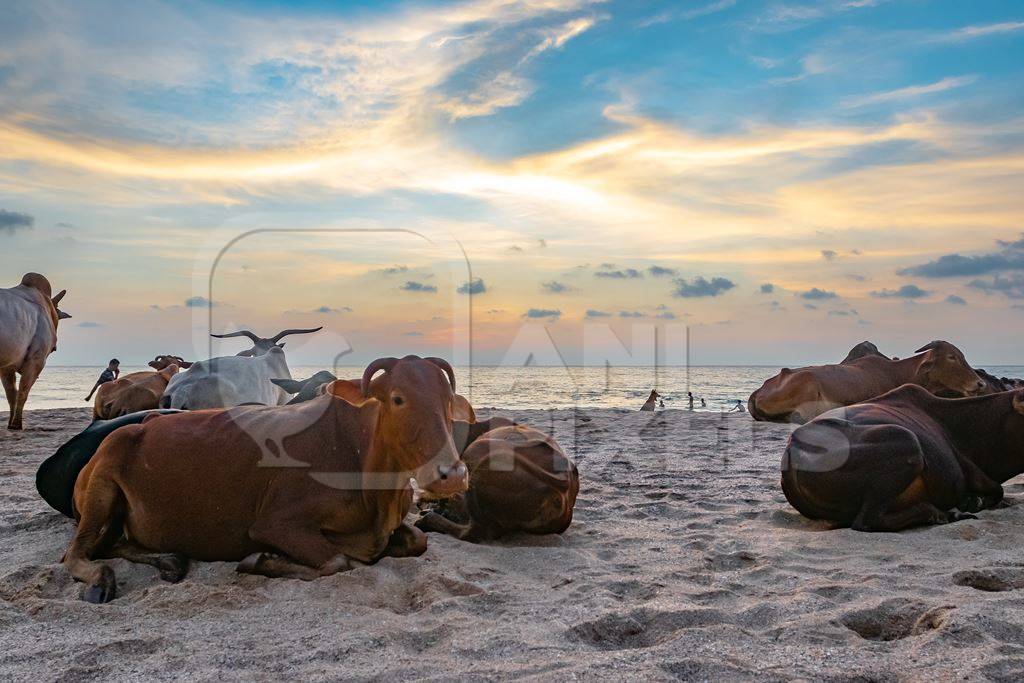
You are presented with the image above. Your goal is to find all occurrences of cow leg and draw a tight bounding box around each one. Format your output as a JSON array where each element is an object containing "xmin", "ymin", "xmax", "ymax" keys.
[
  {"xmin": 101, "ymin": 540, "xmax": 189, "ymax": 583},
  {"xmin": 63, "ymin": 478, "xmax": 126, "ymax": 603},
  {"xmin": 382, "ymin": 522, "xmax": 428, "ymax": 558},
  {"xmin": 1, "ymin": 369, "xmax": 15, "ymax": 429},
  {"xmin": 241, "ymin": 507, "xmax": 355, "ymax": 579},
  {"xmin": 416, "ymin": 511, "xmax": 473, "ymax": 540},
  {"xmin": 10, "ymin": 365, "xmax": 40, "ymax": 430},
  {"xmin": 955, "ymin": 457, "xmax": 1005, "ymax": 512}
]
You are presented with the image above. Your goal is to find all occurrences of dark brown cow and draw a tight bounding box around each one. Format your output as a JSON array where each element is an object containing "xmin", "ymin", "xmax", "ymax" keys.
[
  {"xmin": 640, "ymin": 390, "xmax": 660, "ymax": 411},
  {"xmin": 749, "ymin": 340, "xmax": 987, "ymax": 423},
  {"xmin": 63, "ymin": 355, "xmax": 467, "ymax": 603},
  {"xmin": 93, "ymin": 365, "xmax": 179, "ymax": 420},
  {"xmin": 149, "ymin": 355, "xmax": 193, "ymax": 370},
  {"xmin": 417, "ymin": 419, "xmax": 579, "ymax": 542},
  {"xmin": 781, "ymin": 384, "xmax": 1024, "ymax": 531}
]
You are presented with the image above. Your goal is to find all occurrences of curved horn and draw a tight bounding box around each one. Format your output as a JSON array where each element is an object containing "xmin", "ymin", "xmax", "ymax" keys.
[
  {"xmin": 915, "ymin": 340, "xmax": 943, "ymax": 353},
  {"xmin": 51, "ymin": 289, "xmax": 66, "ymax": 305},
  {"xmin": 210, "ymin": 330, "xmax": 261, "ymax": 343},
  {"xmin": 270, "ymin": 326, "xmax": 323, "ymax": 343},
  {"xmin": 425, "ymin": 357, "xmax": 456, "ymax": 392},
  {"xmin": 361, "ymin": 357, "xmax": 399, "ymax": 397}
]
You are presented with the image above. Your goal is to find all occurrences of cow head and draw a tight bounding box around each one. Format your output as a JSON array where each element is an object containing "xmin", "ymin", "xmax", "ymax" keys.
[
  {"xmin": 210, "ymin": 326, "xmax": 323, "ymax": 357},
  {"xmin": 328, "ymin": 355, "xmax": 467, "ymax": 496},
  {"xmin": 271, "ymin": 370, "xmax": 338, "ymax": 405},
  {"xmin": 149, "ymin": 355, "xmax": 191, "ymax": 371},
  {"xmin": 913, "ymin": 341, "xmax": 987, "ymax": 398}
]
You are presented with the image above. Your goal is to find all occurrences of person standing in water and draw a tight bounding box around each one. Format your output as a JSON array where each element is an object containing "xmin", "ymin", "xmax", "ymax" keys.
[
  {"xmin": 85, "ymin": 359, "xmax": 120, "ymax": 401},
  {"xmin": 687, "ymin": 392, "xmax": 694, "ymax": 410}
]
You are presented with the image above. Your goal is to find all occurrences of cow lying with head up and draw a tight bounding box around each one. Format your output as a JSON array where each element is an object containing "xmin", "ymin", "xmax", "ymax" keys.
[
  {"xmin": 417, "ymin": 418, "xmax": 579, "ymax": 542},
  {"xmin": 149, "ymin": 355, "xmax": 192, "ymax": 370},
  {"xmin": 93, "ymin": 364, "xmax": 180, "ymax": 420},
  {"xmin": 782, "ymin": 385, "xmax": 1024, "ymax": 532},
  {"xmin": 749, "ymin": 340, "xmax": 988, "ymax": 424},
  {"xmin": 63, "ymin": 355, "xmax": 467, "ymax": 603}
]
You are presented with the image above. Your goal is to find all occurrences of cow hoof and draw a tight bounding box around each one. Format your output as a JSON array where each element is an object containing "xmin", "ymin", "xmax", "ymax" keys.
[
  {"xmin": 237, "ymin": 552, "xmax": 274, "ymax": 575},
  {"xmin": 948, "ymin": 511, "xmax": 978, "ymax": 523},
  {"xmin": 8, "ymin": 423, "xmax": 22, "ymax": 431},
  {"xmin": 157, "ymin": 555, "xmax": 189, "ymax": 583},
  {"xmin": 83, "ymin": 567, "xmax": 117, "ymax": 604},
  {"xmin": 958, "ymin": 496, "xmax": 984, "ymax": 513}
]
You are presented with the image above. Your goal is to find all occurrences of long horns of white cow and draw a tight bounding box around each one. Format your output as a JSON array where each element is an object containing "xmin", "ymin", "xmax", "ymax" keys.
[
  {"xmin": 269, "ymin": 326, "xmax": 323, "ymax": 343},
  {"xmin": 52, "ymin": 289, "xmax": 66, "ymax": 305},
  {"xmin": 210, "ymin": 329, "xmax": 262, "ymax": 343}
]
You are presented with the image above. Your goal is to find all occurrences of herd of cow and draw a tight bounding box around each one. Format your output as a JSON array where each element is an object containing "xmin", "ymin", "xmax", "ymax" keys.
[
  {"xmin": 2, "ymin": 273, "xmax": 579, "ymax": 603},
  {"xmin": 748, "ymin": 340, "xmax": 1024, "ymax": 533},
  {"xmin": 3, "ymin": 271, "xmax": 1024, "ymax": 604}
]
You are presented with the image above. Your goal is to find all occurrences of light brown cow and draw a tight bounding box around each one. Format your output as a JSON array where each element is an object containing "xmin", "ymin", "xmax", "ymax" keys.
[
  {"xmin": 63, "ymin": 355, "xmax": 468, "ymax": 603},
  {"xmin": 0, "ymin": 273, "xmax": 70, "ymax": 430},
  {"xmin": 749, "ymin": 340, "xmax": 987, "ymax": 424},
  {"xmin": 93, "ymin": 365, "xmax": 180, "ymax": 420},
  {"xmin": 417, "ymin": 419, "xmax": 579, "ymax": 542}
]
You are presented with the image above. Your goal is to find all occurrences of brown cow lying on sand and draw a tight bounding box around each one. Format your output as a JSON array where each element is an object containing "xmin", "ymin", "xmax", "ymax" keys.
[
  {"xmin": 749, "ymin": 340, "xmax": 988, "ymax": 424},
  {"xmin": 148, "ymin": 355, "xmax": 192, "ymax": 370},
  {"xmin": 93, "ymin": 365, "xmax": 180, "ymax": 420},
  {"xmin": 63, "ymin": 355, "xmax": 468, "ymax": 603},
  {"xmin": 417, "ymin": 418, "xmax": 579, "ymax": 542},
  {"xmin": 782, "ymin": 384, "xmax": 1024, "ymax": 532}
]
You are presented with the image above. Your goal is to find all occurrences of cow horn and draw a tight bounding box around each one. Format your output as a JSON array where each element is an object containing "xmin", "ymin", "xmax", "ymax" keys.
[
  {"xmin": 362, "ymin": 357, "xmax": 399, "ymax": 397},
  {"xmin": 915, "ymin": 341, "xmax": 943, "ymax": 353},
  {"xmin": 51, "ymin": 289, "xmax": 66, "ymax": 305},
  {"xmin": 425, "ymin": 357, "xmax": 456, "ymax": 392},
  {"xmin": 210, "ymin": 329, "xmax": 261, "ymax": 343},
  {"xmin": 270, "ymin": 326, "xmax": 323, "ymax": 344}
]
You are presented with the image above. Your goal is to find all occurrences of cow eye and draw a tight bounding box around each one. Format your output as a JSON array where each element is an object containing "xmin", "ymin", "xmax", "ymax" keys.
[{"xmin": 393, "ymin": 395, "xmax": 404, "ymax": 406}]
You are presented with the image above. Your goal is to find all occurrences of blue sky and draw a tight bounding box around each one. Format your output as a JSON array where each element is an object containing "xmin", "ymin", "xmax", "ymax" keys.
[{"xmin": 0, "ymin": 0, "xmax": 1022, "ymax": 365}]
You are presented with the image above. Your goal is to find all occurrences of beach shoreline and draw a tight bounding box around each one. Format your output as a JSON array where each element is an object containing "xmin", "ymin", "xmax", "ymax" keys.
[{"xmin": 3, "ymin": 407, "xmax": 1024, "ymax": 679}]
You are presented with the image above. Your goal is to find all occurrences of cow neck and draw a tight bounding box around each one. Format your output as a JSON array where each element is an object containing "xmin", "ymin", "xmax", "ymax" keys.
[
  {"xmin": 926, "ymin": 392, "xmax": 1024, "ymax": 483},
  {"xmin": 889, "ymin": 354, "xmax": 927, "ymax": 383},
  {"xmin": 355, "ymin": 406, "xmax": 415, "ymax": 509}
]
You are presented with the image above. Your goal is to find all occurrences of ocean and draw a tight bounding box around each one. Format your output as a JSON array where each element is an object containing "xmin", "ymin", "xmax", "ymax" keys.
[{"xmin": 20, "ymin": 365, "xmax": 1024, "ymax": 412}]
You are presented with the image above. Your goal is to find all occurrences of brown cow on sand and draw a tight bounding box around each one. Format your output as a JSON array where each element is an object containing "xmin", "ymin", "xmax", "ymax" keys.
[
  {"xmin": 417, "ymin": 419, "xmax": 579, "ymax": 542},
  {"xmin": 93, "ymin": 365, "xmax": 180, "ymax": 420},
  {"xmin": 63, "ymin": 355, "xmax": 468, "ymax": 603},
  {"xmin": 782, "ymin": 384, "xmax": 1024, "ymax": 532},
  {"xmin": 640, "ymin": 390, "xmax": 660, "ymax": 411},
  {"xmin": 749, "ymin": 340, "xmax": 987, "ymax": 424}
]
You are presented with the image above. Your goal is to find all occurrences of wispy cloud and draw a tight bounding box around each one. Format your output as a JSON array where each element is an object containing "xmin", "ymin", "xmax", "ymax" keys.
[
  {"xmin": 842, "ymin": 75, "xmax": 977, "ymax": 108},
  {"xmin": 935, "ymin": 21, "xmax": 1024, "ymax": 43}
]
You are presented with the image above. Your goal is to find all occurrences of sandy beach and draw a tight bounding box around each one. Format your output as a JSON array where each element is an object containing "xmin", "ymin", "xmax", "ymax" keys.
[{"xmin": 0, "ymin": 408, "xmax": 1022, "ymax": 680}]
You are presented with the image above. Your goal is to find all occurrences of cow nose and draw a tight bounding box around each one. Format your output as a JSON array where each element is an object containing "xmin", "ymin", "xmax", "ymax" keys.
[{"xmin": 437, "ymin": 462, "xmax": 467, "ymax": 480}]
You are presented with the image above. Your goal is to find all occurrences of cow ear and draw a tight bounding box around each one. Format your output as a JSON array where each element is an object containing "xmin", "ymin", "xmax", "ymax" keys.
[
  {"xmin": 270, "ymin": 378, "xmax": 303, "ymax": 393},
  {"xmin": 452, "ymin": 394, "xmax": 476, "ymax": 422},
  {"xmin": 1013, "ymin": 391, "xmax": 1024, "ymax": 416},
  {"xmin": 160, "ymin": 364, "xmax": 179, "ymax": 379},
  {"xmin": 326, "ymin": 379, "xmax": 374, "ymax": 407}
]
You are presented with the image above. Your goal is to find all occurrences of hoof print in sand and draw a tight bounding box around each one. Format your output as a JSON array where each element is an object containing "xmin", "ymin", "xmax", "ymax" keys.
[
  {"xmin": 954, "ymin": 568, "xmax": 1024, "ymax": 592},
  {"xmin": 841, "ymin": 598, "xmax": 953, "ymax": 641},
  {"xmin": 569, "ymin": 608, "xmax": 727, "ymax": 651}
]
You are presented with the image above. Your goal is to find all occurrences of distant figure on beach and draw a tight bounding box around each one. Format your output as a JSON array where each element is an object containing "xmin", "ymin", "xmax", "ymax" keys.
[
  {"xmin": 659, "ymin": 398, "xmax": 665, "ymax": 408},
  {"xmin": 701, "ymin": 398, "xmax": 706, "ymax": 408},
  {"xmin": 687, "ymin": 392, "xmax": 694, "ymax": 410},
  {"xmin": 641, "ymin": 390, "xmax": 661, "ymax": 411},
  {"xmin": 729, "ymin": 400, "xmax": 745, "ymax": 413},
  {"xmin": 84, "ymin": 359, "xmax": 120, "ymax": 401}
]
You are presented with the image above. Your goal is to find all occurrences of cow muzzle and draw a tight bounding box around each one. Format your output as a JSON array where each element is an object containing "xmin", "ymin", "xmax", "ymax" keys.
[{"xmin": 421, "ymin": 460, "xmax": 469, "ymax": 496}]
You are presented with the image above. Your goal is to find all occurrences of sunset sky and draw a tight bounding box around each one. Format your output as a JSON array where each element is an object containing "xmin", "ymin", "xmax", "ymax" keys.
[{"xmin": 1, "ymin": 0, "xmax": 1023, "ymax": 366}]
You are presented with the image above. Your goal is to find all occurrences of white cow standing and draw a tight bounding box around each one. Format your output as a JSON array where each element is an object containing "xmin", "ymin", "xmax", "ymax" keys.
[
  {"xmin": 161, "ymin": 327, "xmax": 321, "ymax": 410},
  {"xmin": 0, "ymin": 273, "xmax": 71, "ymax": 429}
]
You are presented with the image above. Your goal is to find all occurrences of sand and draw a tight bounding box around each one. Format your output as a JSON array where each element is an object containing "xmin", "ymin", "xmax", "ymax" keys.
[{"xmin": 3, "ymin": 407, "xmax": 1024, "ymax": 681}]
